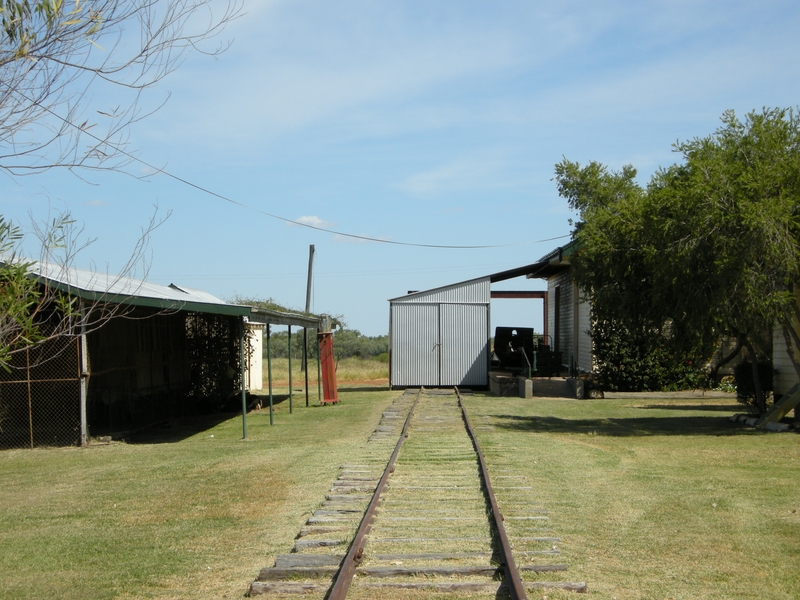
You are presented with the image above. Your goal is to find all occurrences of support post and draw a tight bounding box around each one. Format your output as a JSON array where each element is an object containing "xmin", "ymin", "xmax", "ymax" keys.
[
  {"xmin": 304, "ymin": 327, "xmax": 310, "ymax": 407},
  {"xmin": 318, "ymin": 316, "xmax": 339, "ymax": 404},
  {"xmin": 240, "ymin": 317, "xmax": 247, "ymax": 439},
  {"xmin": 302, "ymin": 244, "xmax": 315, "ymax": 372},
  {"xmin": 79, "ymin": 302, "xmax": 89, "ymax": 446},
  {"xmin": 288, "ymin": 326, "xmax": 293, "ymax": 414},
  {"xmin": 26, "ymin": 347, "xmax": 33, "ymax": 449},
  {"xmin": 542, "ymin": 290, "xmax": 549, "ymax": 344},
  {"xmin": 267, "ymin": 324, "xmax": 274, "ymax": 426},
  {"xmin": 317, "ymin": 346, "xmax": 322, "ymax": 404}
]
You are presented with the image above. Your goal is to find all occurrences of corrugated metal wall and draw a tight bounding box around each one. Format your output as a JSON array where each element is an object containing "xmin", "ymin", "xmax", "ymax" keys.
[
  {"xmin": 390, "ymin": 303, "xmax": 440, "ymax": 387},
  {"xmin": 548, "ymin": 271, "xmax": 573, "ymax": 356},
  {"xmin": 390, "ymin": 278, "xmax": 490, "ymax": 388},
  {"xmin": 440, "ymin": 303, "xmax": 489, "ymax": 386},
  {"xmin": 396, "ymin": 278, "xmax": 489, "ymax": 304}
]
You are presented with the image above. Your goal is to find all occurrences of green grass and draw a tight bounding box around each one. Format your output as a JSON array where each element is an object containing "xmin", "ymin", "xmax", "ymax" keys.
[
  {"xmin": 0, "ymin": 388, "xmax": 399, "ymax": 600},
  {"xmin": 465, "ymin": 393, "xmax": 800, "ymax": 600},
  {"xmin": 1, "ymin": 390, "xmax": 798, "ymax": 599}
]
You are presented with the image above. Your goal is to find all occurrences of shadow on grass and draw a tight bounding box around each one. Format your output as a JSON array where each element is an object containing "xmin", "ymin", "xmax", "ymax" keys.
[
  {"xmin": 338, "ymin": 385, "xmax": 391, "ymax": 393},
  {"xmin": 126, "ymin": 394, "xmax": 296, "ymax": 444},
  {"xmin": 492, "ymin": 414, "xmax": 764, "ymax": 436},
  {"xmin": 636, "ymin": 403, "xmax": 743, "ymax": 412},
  {"xmin": 126, "ymin": 412, "xmax": 242, "ymax": 444}
]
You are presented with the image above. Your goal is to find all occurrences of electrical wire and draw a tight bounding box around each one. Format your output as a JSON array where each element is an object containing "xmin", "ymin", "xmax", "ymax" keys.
[{"xmin": 19, "ymin": 94, "xmax": 571, "ymax": 250}]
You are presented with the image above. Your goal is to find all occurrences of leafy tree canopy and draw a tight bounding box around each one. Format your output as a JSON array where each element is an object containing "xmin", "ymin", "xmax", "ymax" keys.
[{"xmin": 556, "ymin": 108, "xmax": 800, "ymax": 410}]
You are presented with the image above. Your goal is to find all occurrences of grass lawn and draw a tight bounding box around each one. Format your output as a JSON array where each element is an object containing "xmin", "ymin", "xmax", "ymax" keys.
[
  {"xmin": 1, "ymin": 388, "xmax": 798, "ymax": 599},
  {"xmin": 465, "ymin": 392, "xmax": 800, "ymax": 600},
  {"xmin": 0, "ymin": 387, "xmax": 399, "ymax": 600}
]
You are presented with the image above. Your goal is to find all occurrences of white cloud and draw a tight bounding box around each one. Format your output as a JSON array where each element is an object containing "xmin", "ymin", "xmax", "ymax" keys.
[
  {"xmin": 140, "ymin": 0, "xmax": 800, "ymax": 157},
  {"xmin": 289, "ymin": 215, "xmax": 334, "ymax": 229}
]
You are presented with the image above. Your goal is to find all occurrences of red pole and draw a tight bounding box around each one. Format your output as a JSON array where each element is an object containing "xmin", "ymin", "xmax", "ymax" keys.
[{"xmin": 318, "ymin": 331, "xmax": 339, "ymax": 403}]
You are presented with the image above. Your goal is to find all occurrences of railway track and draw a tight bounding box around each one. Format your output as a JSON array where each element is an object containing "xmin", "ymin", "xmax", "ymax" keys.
[{"xmin": 249, "ymin": 387, "xmax": 586, "ymax": 598}]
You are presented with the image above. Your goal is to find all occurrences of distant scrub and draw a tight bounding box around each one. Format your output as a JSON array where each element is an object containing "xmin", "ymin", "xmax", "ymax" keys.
[{"xmin": 263, "ymin": 329, "xmax": 388, "ymax": 361}]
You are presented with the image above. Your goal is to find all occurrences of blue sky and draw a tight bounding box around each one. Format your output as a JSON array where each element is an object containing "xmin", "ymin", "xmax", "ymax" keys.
[{"xmin": 3, "ymin": 0, "xmax": 800, "ymax": 336}]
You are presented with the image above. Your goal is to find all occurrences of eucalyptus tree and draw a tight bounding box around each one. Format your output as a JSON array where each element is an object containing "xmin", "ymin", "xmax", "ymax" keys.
[
  {"xmin": 556, "ymin": 108, "xmax": 800, "ymax": 410},
  {"xmin": 0, "ymin": 0, "xmax": 240, "ymax": 175},
  {"xmin": 0, "ymin": 0, "xmax": 239, "ymax": 370}
]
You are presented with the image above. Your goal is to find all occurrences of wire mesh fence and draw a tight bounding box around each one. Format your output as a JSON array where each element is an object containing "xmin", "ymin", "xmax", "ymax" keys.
[
  {"xmin": 0, "ymin": 336, "xmax": 81, "ymax": 450},
  {"xmin": 0, "ymin": 307, "xmax": 245, "ymax": 450}
]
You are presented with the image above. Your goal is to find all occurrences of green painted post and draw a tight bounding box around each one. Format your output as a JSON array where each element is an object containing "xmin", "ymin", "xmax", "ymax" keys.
[
  {"xmin": 240, "ymin": 317, "xmax": 247, "ymax": 439},
  {"xmin": 304, "ymin": 328, "xmax": 309, "ymax": 407},
  {"xmin": 288, "ymin": 326, "xmax": 293, "ymax": 414},
  {"xmin": 267, "ymin": 323, "xmax": 274, "ymax": 426}
]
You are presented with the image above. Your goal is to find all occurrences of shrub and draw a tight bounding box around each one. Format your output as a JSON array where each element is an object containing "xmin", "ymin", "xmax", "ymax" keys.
[{"xmin": 591, "ymin": 313, "xmax": 708, "ymax": 392}]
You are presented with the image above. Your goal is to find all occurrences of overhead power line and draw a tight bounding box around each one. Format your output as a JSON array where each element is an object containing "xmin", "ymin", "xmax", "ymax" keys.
[{"xmin": 22, "ymin": 94, "xmax": 570, "ymax": 249}]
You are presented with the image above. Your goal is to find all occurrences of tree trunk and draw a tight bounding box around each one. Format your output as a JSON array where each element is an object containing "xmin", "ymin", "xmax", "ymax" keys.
[
  {"xmin": 743, "ymin": 337, "xmax": 766, "ymax": 414},
  {"xmin": 708, "ymin": 334, "xmax": 744, "ymax": 385}
]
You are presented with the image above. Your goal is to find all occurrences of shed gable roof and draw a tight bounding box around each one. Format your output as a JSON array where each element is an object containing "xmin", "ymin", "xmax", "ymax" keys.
[{"xmin": 33, "ymin": 262, "xmax": 249, "ymax": 317}]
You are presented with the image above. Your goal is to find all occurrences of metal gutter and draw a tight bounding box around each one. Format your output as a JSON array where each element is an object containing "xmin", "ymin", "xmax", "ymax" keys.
[{"xmin": 247, "ymin": 306, "xmax": 321, "ymax": 329}]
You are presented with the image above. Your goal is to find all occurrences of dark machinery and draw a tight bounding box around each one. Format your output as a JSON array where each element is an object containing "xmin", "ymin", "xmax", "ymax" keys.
[{"xmin": 492, "ymin": 326, "xmax": 562, "ymax": 377}]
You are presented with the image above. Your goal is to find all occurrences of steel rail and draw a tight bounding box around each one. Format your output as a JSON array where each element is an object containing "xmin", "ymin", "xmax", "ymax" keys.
[
  {"xmin": 326, "ymin": 387, "xmax": 423, "ymax": 600},
  {"xmin": 456, "ymin": 386, "xmax": 528, "ymax": 600}
]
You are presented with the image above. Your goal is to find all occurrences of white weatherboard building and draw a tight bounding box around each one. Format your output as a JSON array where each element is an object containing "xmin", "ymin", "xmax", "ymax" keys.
[{"xmin": 534, "ymin": 241, "xmax": 593, "ymax": 375}]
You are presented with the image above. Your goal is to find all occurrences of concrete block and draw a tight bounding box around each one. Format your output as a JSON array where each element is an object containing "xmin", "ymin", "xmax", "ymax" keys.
[{"xmin": 566, "ymin": 377, "xmax": 585, "ymax": 399}]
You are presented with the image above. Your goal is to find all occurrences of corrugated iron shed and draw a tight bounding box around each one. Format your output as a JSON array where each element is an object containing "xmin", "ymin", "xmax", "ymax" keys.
[
  {"xmin": 388, "ymin": 247, "xmax": 576, "ymax": 389},
  {"xmin": 390, "ymin": 277, "xmax": 492, "ymax": 388},
  {"xmin": 33, "ymin": 262, "xmax": 248, "ymax": 317},
  {"xmin": 32, "ymin": 263, "xmax": 323, "ymax": 328}
]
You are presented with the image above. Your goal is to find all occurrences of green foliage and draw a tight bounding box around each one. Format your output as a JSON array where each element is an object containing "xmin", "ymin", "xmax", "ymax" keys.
[
  {"xmin": 0, "ymin": 0, "xmax": 99, "ymax": 58},
  {"xmin": 263, "ymin": 328, "xmax": 388, "ymax": 362},
  {"xmin": 232, "ymin": 296, "xmax": 386, "ymax": 362},
  {"xmin": 230, "ymin": 295, "xmax": 305, "ymax": 315},
  {"xmin": 331, "ymin": 329, "xmax": 388, "ymax": 361},
  {"xmin": 231, "ymin": 295, "xmax": 344, "ymax": 331},
  {"xmin": 556, "ymin": 108, "xmax": 800, "ymax": 408},
  {"xmin": 0, "ymin": 214, "xmax": 78, "ymax": 371},
  {"xmin": 591, "ymin": 311, "xmax": 707, "ymax": 392},
  {"xmin": 263, "ymin": 329, "xmax": 316, "ymax": 359}
]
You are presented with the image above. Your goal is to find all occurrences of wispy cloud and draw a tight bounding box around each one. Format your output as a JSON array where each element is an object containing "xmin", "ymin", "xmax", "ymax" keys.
[
  {"xmin": 289, "ymin": 215, "xmax": 335, "ymax": 229},
  {"xmin": 398, "ymin": 154, "xmax": 508, "ymax": 196}
]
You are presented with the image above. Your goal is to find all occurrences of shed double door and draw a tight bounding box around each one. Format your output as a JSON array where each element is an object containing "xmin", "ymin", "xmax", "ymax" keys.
[{"xmin": 391, "ymin": 302, "xmax": 488, "ymax": 387}]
